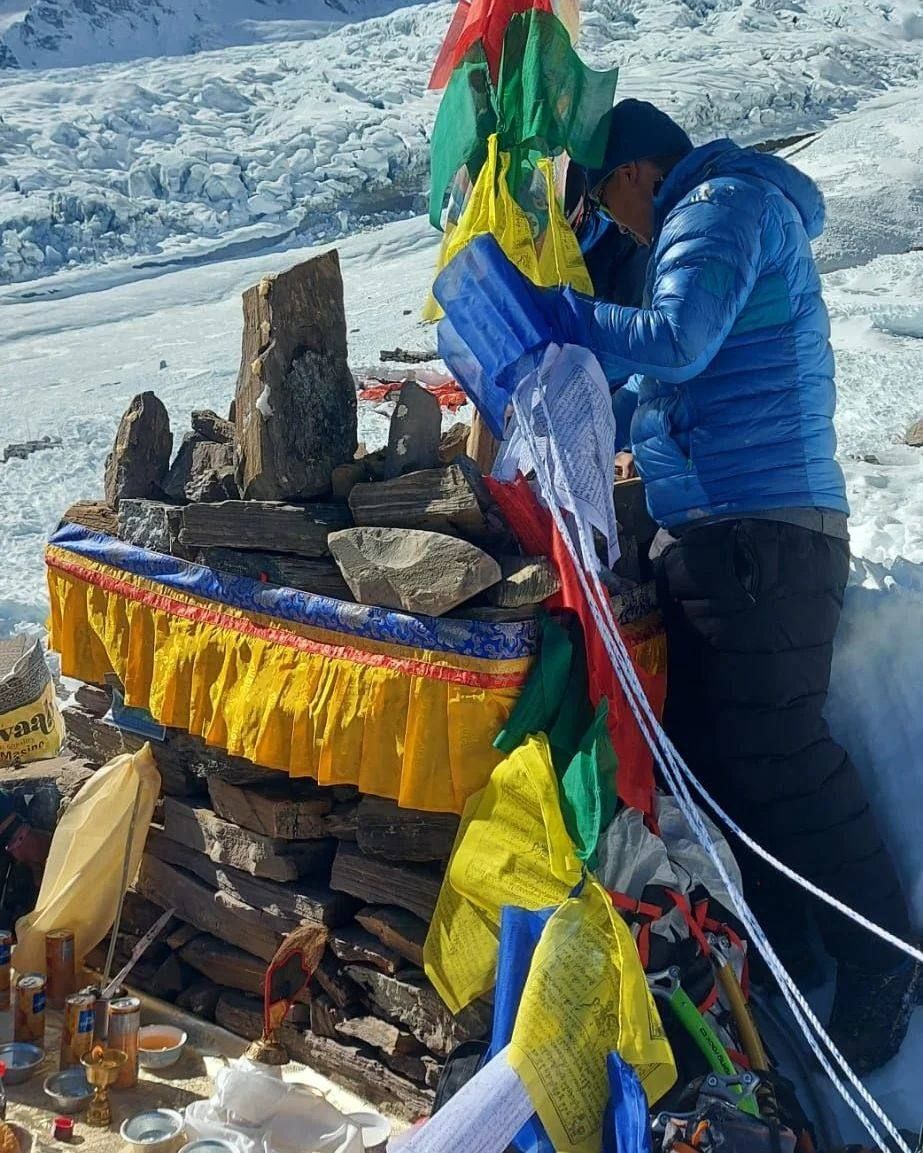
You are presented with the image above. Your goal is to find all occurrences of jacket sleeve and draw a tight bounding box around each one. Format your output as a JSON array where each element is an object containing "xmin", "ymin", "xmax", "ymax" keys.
[{"xmin": 560, "ymin": 184, "xmax": 764, "ymax": 384}]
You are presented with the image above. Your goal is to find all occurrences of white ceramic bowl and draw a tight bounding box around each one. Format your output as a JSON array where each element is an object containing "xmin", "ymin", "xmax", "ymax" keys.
[
  {"xmin": 137, "ymin": 1025, "xmax": 188, "ymax": 1070},
  {"xmin": 120, "ymin": 1108, "xmax": 186, "ymax": 1153}
]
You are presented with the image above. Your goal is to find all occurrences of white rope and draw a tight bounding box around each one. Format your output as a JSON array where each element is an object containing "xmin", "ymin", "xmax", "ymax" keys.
[
  {"xmin": 513, "ymin": 380, "xmax": 915, "ymax": 1153},
  {"xmin": 671, "ymin": 759, "xmax": 923, "ymax": 967}
]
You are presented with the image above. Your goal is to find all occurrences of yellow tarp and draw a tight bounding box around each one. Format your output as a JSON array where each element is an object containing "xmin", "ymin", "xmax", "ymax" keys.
[{"xmin": 15, "ymin": 745, "xmax": 161, "ymax": 974}]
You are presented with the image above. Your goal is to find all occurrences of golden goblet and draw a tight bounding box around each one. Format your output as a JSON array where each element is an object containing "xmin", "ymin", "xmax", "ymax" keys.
[{"xmin": 80, "ymin": 1045, "xmax": 127, "ymax": 1128}]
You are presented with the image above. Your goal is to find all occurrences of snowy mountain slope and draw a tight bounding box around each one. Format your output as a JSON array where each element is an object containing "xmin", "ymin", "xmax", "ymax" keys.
[
  {"xmin": 785, "ymin": 89, "xmax": 923, "ymax": 272},
  {"xmin": 2, "ymin": 84, "xmax": 923, "ymax": 629},
  {"xmin": 0, "ymin": 0, "xmax": 414, "ymax": 71},
  {"xmin": 4, "ymin": 0, "xmax": 923, "ymax": 286}
]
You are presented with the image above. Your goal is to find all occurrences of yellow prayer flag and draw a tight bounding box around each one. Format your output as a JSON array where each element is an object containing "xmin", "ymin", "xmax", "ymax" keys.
[
  {"xmin": 424, "ymin": 734, "xmax": 582, "ymax": 1012},
  {"xmin": 508, "ymin": 880, "xmax": 677, "ymax": 1153}
]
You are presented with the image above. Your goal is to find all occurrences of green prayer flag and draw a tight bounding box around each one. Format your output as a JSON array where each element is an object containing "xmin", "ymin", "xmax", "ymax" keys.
[
  {"xmin": 496, "ymin": 9, "xmax": 619, "ymax": 174},
  {"xmin": 428, "ymin": 46, "xmax": 496, "ymax": 228},
  {"xmin": 558, "ymin": 699, "xmax": 618, "ymax": 870},
  {"xmin": 493, "ymin": 614, "xmax": 573, "ymax": 755},
  {"xmin": 428, "ymin": 9, "xmax": 618, "ymax": 229}
]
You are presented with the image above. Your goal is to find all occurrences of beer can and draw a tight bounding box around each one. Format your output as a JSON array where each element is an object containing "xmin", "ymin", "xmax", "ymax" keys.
[
  {"xmin": 0, "ymin": 930, "xmax": 11, "ymax": 1012},
  {"xmin": 14, "ymin": 973, "xmax": 46, "ymax": 1045},
  {"xmin": 45, "ymin": 929, "xmax": 77, "ymax": 1010},
  {"xmin": 107, "ymin": 995, "xmax": 141, "ymax": 1088},
  {"xmin": 59, "ymin": 992, "xmax": 96, "ymax": 1069}
]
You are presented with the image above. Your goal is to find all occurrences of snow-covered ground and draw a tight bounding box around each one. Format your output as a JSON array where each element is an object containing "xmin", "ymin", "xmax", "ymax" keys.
[
  {"xmin": 4, "ymin": 0, "xmax": 923, "ymax": 284},
  {"xmin": 3, "ymin": 80, "xmax": 923, "ymax": 626},
  {"xmin": 0, "ymin": 0, "xmax": 416, "ymax": 69}
]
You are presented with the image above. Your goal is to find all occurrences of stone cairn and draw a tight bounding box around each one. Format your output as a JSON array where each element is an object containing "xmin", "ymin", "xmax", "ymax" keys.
[{"xmin": 55, "ymin": 250, "xmax": 651, "ymax": 1118}]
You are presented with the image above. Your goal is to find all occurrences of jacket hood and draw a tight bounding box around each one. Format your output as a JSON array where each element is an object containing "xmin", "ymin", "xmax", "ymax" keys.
[{"xmin": 657, "ymin": 138, "xmax": 826, "ymax": 240}]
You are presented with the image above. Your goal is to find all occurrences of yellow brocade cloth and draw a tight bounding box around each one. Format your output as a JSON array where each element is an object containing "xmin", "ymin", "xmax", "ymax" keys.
[{"xmin": 46, "ymin": 524, "xmax": 536, "ymax": 814}]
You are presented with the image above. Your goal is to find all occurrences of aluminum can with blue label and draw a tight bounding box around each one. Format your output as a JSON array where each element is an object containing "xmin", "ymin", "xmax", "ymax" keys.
[
  {"xmin": 45, "ymin": 928, "xmax": 76, "ymax": 1009},
  {"xmin": 14, "ymin": 973, "xmax": 46, "ymax": 1045},
  {"xmin": 60, "ymin": 991, "xmax": 96, "ymax": 1068},
  {"xmin": 108, "ymin": 995, "xmax": 141, "ymax": 1088}
]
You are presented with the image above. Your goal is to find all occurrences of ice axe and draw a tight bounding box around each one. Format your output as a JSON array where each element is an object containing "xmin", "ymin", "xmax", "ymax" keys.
[{"xmin": 648, "ymin": 966, "xmax": 760, "ymax": 1117}]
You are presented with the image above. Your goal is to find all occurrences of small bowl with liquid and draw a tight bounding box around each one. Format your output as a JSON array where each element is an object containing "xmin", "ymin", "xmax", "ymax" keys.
[{"xmin": 137, "ymin": 1025, "xmax": 188, "ymax": 1070}]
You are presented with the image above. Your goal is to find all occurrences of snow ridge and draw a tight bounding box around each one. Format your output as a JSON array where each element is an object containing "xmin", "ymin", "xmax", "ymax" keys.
[
  {"xmin": 3, "ymin": 0, "xmax": 923, "ymax": 287},
  {"xmin": 0, "ymin": 0, "xmax": 411, "ymax": 70}
]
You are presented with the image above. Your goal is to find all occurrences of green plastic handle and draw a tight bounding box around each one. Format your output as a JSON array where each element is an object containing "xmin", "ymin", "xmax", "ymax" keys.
[{"xmin": 668, "ymin": 986, "xmax": 760, "ymax": 1117}]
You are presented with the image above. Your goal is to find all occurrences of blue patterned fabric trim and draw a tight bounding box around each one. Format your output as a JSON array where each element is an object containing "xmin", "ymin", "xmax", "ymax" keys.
[{"xmin": 49, "ymin": 524, "xmax": 537, "ymax": 661}]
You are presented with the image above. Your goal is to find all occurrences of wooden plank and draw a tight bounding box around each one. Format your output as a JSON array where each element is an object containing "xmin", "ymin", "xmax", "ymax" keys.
[
  {"xmin": 356, "ymin": 797, "xmax": 459, "ymax": 863},
  {"xmin": 180, "ymin": 501, "xmax": 350, "ymax": 557},
  {"xmin": 348, "ymin": 465, "xmax": 485, "ymax": 537},
  {"xmin": 147, "ymin": 953, "xmax": 196, "ymax": 1002},
  {"xmin": 118, "ymin": 890, "xmax": 180, "ymax": 938},
  {"xmin": 329, "ymin": 925, "xmax": 406, "ymax": 975},
  {"xmin": 62, "ymin": 500, "xmax": 118, "ymax": 537},
  {"xmin": 165, "ymin": 922, "xmax": 200, "ymax": 952},
  {"xmin": 344, "ymin": 966, "xmax": 491, "ymax": 1058},
  {"xmin": 62, "ymin": 704, "xmax": 143, "ymax": 766},
  {"xmin": 355, "ymin": 906, "xmax": 427, "ymax": 968},
  {"xmin": 215, "ymin": 992, "xmax": 434, "ymax": 1118},
  {"xmin": 207, "ymin": 776, "xmax": 333, "ymax": 841},
  {"xmin": 136, "ymin": 855, "xmax": 286, "ymax": 961},
  {"xmin": 146, "ymin": 827, "xmax": 355, "ymax": 927},
  {"xmin": 74, "ymin": 683, "xmax": 111, "ymax": 717},
  {"xmin": 180, "ymin": 934, "xmax": 266, "ymax": 997},
  {"xmin": 176, "ymin": 978, "xmax": 221, "ymax": 1021},
  {"xmin": 466, "ymin": 413, "xmax": 499, "ymax": 475},
  {"xmin": 196, "ymin": 548, "xmax": 353, "ymax": 601},
  {"xmin": 162, "ymin": 797, "xmax": 335, "ymax": 882},
  {"xmin": 334, "ymin": 1015, "xmax": 422, "ymax": 1057},
  {"xmin": 313, "ymin": 952, "xmax": 363, "ymax": 1010},
  {"xmin": 309, "ymin": 993, "xmax": 343, "ymax": 1040},
  {"xmin": 154, "ymin": 731, "xmax": 275, "ymax": 789},
  {"xmin": 330, "ymin": 843, "xmax": 441, "ymax": 923},
  {"xmin": 325, "ymin": 800, "xmax": 359, "ymax": 841}
]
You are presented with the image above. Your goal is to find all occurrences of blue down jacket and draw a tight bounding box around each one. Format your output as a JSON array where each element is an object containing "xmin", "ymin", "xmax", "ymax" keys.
[{"xmin": 562, "ymin": 139, "xmax": 849, "ymax": 528}]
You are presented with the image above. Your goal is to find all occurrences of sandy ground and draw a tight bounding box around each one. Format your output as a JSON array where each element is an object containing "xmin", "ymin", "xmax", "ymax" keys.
[{"xmin": 1, "ymin": 993, "xmax": 394, "ymax": 1153}]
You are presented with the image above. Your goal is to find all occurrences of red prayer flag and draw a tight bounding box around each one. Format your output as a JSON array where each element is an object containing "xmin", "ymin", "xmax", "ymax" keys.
[
  {"xmin": 486, "ymin": 473, "xmax": 663, "ymax": 818},
  {"xmin": 428, "ymin": 0, "xmax": 554, "ymax": 90}
]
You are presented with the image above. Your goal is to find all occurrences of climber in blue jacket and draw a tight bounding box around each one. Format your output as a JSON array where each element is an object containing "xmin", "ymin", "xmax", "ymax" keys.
[{"xmin": 570, "ymin": 99, "xmax": 918, "ymax": 1072}]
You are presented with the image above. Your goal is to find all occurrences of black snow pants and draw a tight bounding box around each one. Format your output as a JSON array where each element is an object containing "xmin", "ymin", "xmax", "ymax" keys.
[{"xmin": 654, "ymin": 518, "xmax": 910, "ymax": 973}]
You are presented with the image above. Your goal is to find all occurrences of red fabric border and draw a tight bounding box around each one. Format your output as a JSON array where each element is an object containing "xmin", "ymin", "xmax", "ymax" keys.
[{"xmin": 47, "ymin": 551, "xmax": 529, "ymax": 692}]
